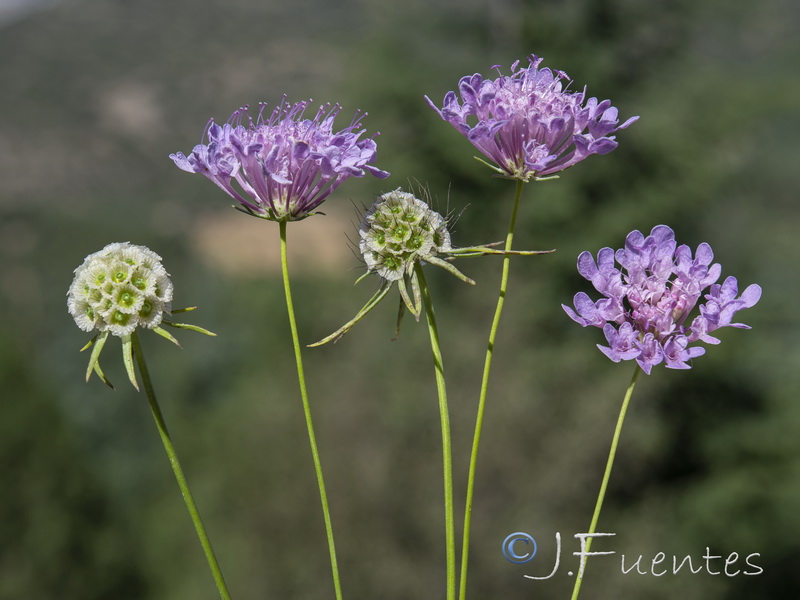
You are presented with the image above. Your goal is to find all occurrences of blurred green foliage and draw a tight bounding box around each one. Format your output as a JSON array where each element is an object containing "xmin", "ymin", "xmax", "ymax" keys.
[{"xmin": 1, "ymin": 0, "xmax": 798, "ymax": 598}]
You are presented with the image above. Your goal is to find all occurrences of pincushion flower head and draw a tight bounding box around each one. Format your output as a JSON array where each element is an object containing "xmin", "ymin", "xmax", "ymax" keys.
[
  {"xmin": 426, "ymin": 55, "xmax": 638, "ymax": 181},
  {"xmin": 359, "ymin": 188, "xmax": 454, "ymax": 282},
  {"xmin": 563, "ymin": 225, "xmax": 761, "ymax": 374},
  {"xmin": 68, "ymin": 242, "xmax": 214, "ymax": 389},
  {"xmin": 170, "ymin": 98, "xmax": 390, "ymax": 221},
  {"xmin": 311, "ymin": 188, "xmax": 552, "ymax": 346},
  {"xmin": 68, "ymin": 242, "xmax": 173, "ymax": 337}
]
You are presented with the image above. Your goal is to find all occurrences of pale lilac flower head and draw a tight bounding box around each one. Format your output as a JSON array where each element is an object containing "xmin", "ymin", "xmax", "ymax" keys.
[
  {"xmin": 425, "ymin": 55, "xmax": 638, "ymax": 181},
  {"xmin": 563, "ymin": 225, "xmax": 761, "ymax": 374},
  {"xmin": 170, "ymin": 98, "xmax": 390, "ymax": 221}
]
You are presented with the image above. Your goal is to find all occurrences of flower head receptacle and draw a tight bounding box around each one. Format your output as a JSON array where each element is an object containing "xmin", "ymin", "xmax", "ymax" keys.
[
  {"xmin": 68, "ymin": 242, "xmax": 215, "ymax": 389},
  {"xmin": 426, "ymin": 55, "xmax": 638, "ymax": 181},
  {"xmin": 170, "ymin": 98, "xmax": 390, "ymax": 222},
  {"xmin": 311, "ymin": 188, "xmax": 554, "ymax": 346},
  {"xmin": 359, "ymin": 189, "xmax": 453, "ymax": 282},
  {"xmin": 563, "ymin": 225, "xmax": 761, "ymax": 374},
  {"xmin": 68, "ymin": 242, "xmax": 173, "ymax": 338}
]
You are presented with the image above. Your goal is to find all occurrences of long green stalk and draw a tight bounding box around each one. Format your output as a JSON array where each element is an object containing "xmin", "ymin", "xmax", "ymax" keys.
[
  {"xmin": 131, "ymin": 331, "xmax": 233, "ymax": 600},
  {"xmin": 416, "ymin": 264, "xmax": 456, "ymax": 600},
  {"xmin": 279, "ymin": 220, "xmax": 343, "ymax": 600},
  {"xmin": 570, "ymin": 364, "xmax": 642, "ymax": 600},
  {"xmin": 459, "ymin": 178, "xmax": 526, "ymax": 600}
]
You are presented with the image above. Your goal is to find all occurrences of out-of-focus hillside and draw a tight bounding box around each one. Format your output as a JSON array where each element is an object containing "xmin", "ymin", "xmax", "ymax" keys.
[{"xmin": 1, "ymin": 0, "xmax": 799, "ymax": 599}]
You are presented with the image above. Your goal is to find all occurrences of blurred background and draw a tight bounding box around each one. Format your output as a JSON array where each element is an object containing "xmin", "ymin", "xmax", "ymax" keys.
[{"xmin": 1, "ymin": 0, "xmax": 798, "ymax": 598}]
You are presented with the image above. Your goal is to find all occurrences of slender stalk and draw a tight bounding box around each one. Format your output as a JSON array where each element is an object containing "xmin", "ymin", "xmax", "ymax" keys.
[
  {"xmin": 415, "ymin": 264, "xmax": 456, "ymax": 600},
  {"xmin": 459, "ymin": 178, "xmax": 526, "ymax": 600},
  {"xmin": 130, "ymin": 331, "xmax": 232, "ymax": 600},
  {"xmin": 279, "ymin": 220, "xmax": 343, "ymax": 600},
  {"xmin": 570, "ymin": 364, "xmax": 642, "ymax": 600}
]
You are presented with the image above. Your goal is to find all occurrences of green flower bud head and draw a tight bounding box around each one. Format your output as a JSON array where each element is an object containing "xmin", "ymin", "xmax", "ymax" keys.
[
  {"xmin": 311, "ymin": 187, "xmax": 554, "ymax": 347},
  {"xmin": 68, "ymin": 242, "xmax": 173, "ymax": 337},
  {"xmin": 359, "ymin": 189, "xmax": 451, "ymax": 281}
]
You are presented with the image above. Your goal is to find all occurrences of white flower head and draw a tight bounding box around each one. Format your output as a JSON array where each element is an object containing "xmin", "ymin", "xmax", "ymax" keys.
[
  {"xmin": 358, "ymin": 188, "xmax": 452, "ymax": 281},
  {"xmin": 68, "ymin": 242, "xmax": 173, "ymax": 338}
]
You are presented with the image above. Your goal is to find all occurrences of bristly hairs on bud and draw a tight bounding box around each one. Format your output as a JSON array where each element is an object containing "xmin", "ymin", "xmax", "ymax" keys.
[{"xmin": 310, "ymin": 186, "xmax": 555, "ymax": 347}]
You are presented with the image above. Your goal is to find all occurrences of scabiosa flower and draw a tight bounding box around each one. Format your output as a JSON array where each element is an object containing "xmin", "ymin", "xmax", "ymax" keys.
[
  {"xmin": 563, "ymin": 225, "xmax": 761, "ymax": 374},
  {"xmin": 425, "ymin": 55, "xmax": 638, "ymax": 181},
  {"xmin": 311, "ymin": 188, "xmax": 553, "ymax": 346},
  {"xmin": 69, "ymin": 242, "xmax": 215, "ymax": 389},
  {"xmin": 68, "ymin": 242, "xmax": 173, "ymax": 337},
  {"xmin": 359, "ymin": 188, "xmax": 453, "ymax": 282},
  {"xmin": 170, "ymin": 98, "xmax": 390, "ymax": 221},
  {"xmin": 311, "ymin": 189, "xmax": 470, "ymax": 345}
]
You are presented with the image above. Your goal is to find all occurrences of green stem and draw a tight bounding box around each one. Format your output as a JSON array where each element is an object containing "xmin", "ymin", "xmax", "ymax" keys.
[
  {"xmin": 279, "ymin": 220, "xmax": 343, "ymax": 600},
  {"xmin": 130, "ymin": 331, "xmax": 232, "ymax": 600},
  {"xmin": 570, "ymin": 364, "xmax": 642, "ymax": 600},
  {"xmin": 459, "ymin": 178, "xmax": 526, "ymax": 600},
  {"xmin": 415, "ymin": 264, "xmax": 456, "ymax": 600}
]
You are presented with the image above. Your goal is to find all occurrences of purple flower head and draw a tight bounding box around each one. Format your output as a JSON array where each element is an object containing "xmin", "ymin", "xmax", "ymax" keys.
[
  {"xmin": 425, "ymin": 55, "xmax": 638, "ymax": 181},
  {"xmin": 170, "ymin": 98, "xmax": 390, "ymax": 221},
  {"xmin": 563, "ymin": 225, "xmax": 761, "ymax": 374}
]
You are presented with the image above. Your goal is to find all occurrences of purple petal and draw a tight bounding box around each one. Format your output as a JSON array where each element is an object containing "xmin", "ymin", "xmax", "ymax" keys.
[
  {"xmin": 169, "ymin": 152, "xmax": 195, "ymax": 173},
  {"xmin": 739, "ymin": 284, "xmax": 762, "ymax": 308},
  {"xmin": 577, "ymin": 251, "xmax": 598, "ymax": 280}
]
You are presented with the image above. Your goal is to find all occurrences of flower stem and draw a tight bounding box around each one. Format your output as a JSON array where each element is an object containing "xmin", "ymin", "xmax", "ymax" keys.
[
  {"xmin": 415, "ymin": 263, "xmax": 456, "ymax": 600},
  {"xmin": 279, "ymin": 220, "xmax": 343, "ymax": 600},
  {"xmin": 130, "ymin": 331, "xmax": 232, "ymax": 600},
  {"xmin": 459, "ymin": 178, "xmax": 525, "ymax": 600},
  {"xmin": 570, "ymin": 364, "xmax": 642, "ymax": 600}
]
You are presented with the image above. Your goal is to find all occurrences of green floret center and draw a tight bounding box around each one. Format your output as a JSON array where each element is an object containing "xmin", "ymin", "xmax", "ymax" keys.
[
  {"xmin": 140, "ymin": 301, "xmax": 153, "ymax": 317},
  {"xmin": 112, "ymin": 310, "xmax": 131, "ymax": 325},
  {"xmin": 383, "ymin": 255, "xmax": 401, "ymax": 270},
  {"xmin": 118, "ymin": 291, "xmax": 136, "ymax": 307},
  {"xmin": 132, "ymin": 276, "xmax": 147, "ymax": 290},
  {"xmin": 113, "ymin": 270, "xmax": 127, "ymax": 283},
  {"xmin": 408, "ymin": 235, "xmax": 424, "ymax": 250}
]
